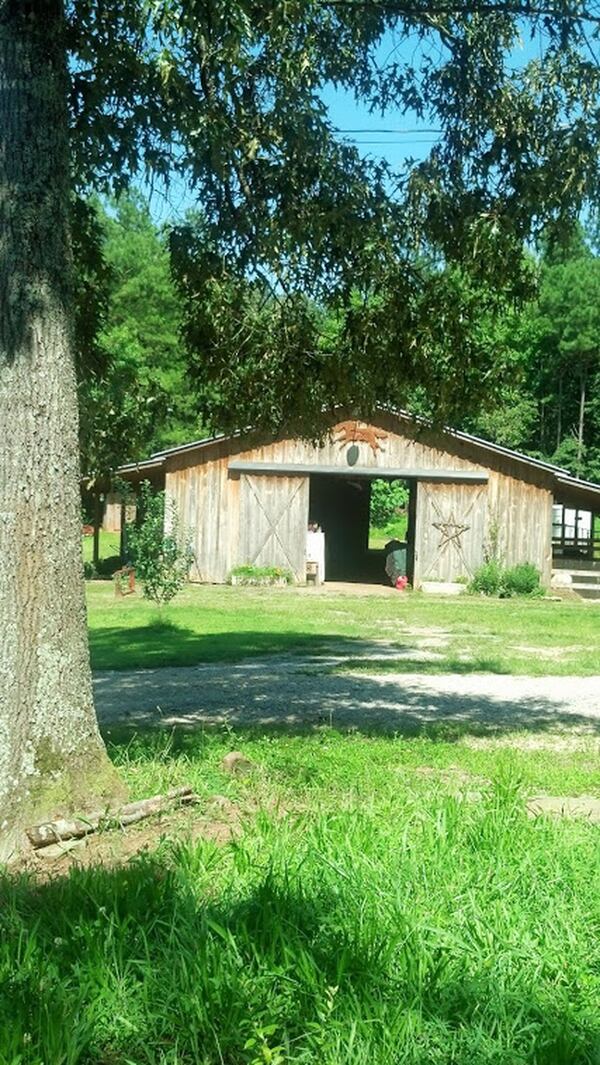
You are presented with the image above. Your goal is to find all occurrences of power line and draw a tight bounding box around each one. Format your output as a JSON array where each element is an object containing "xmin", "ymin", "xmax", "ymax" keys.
[
  {"xmin": 317, "ymin": 1, "xmax": 600, "ymax": 25},
  {"xmin": 333, "ymin": 126, "xmax": 443, "ymax": 133},
  {"xmin": 342, "ymin": 138, "xmax": 439, "ymax": 143}
]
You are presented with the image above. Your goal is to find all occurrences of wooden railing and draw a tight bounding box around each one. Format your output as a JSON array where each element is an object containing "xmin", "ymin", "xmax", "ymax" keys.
[{"xmin": 552, "ymin": 534, "xmax": 600, "ymax": 561}]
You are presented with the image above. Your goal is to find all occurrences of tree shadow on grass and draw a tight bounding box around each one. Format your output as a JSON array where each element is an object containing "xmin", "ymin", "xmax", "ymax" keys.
[
  {"xmin": 89, "ymin": 619, "xmax": 380, "ymax": 671},
  {"xmin": 92, "ymin": 624, "xmax": 600, "ymax": 739},
  {"xmin": 1, "ymin": 849, "xmax": 597, "ymax": 1065}
]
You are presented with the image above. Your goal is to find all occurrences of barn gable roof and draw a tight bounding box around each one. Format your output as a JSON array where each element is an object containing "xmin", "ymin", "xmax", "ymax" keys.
[{"xmin": 117, "ymin": 409, "xmax": 600, "ymax": 508}]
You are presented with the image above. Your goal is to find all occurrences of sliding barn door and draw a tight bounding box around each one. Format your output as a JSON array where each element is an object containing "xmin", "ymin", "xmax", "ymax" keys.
[
  {"xmin": 414, "ymin": 482, "xmax": 487, "ymax": 586},
  {"xmin": 239, "ymin": 474, "xmax": 309, "ymax": 582}
]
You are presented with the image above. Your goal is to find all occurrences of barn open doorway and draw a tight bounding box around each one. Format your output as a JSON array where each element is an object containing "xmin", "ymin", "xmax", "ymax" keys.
[{"xmin": 308, "ymin": 474, "xmax": 415, "ymax": 584}]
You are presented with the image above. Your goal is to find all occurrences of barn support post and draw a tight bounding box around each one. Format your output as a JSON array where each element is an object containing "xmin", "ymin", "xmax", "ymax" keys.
[
  {"xmin": 406, "ymin": 480, "xmax": 417, "ymax": 586},
  {"xmin": 92, "ymin": 491, "xmax": 102, "ymax": 568},
  {"xmin": 119, "ymin": 500, "xmax": 127, "ymax": 562}
]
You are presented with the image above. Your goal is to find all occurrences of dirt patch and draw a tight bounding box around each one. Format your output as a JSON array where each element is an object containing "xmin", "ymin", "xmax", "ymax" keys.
[
  {"xmin": 463, "ymin": 733, "xmax": 600, "ymax": 752},
  {"xmin": 21, "ymin": 797, "xmax": 244, "ymax": 881},
  {"xmin": 413, "ymin": 637, "xmax": 452, "ymax": 650},
  {"xmin": 94, "ymin": 660, "xmax": 600, "ymax": 737},
  {"xmin": 527, "ymin": 795, "xmax": 600, "ymax": 822},
  {"xmin": 513, "ymin": 645, "xmax": 570, "ymax": 660}
]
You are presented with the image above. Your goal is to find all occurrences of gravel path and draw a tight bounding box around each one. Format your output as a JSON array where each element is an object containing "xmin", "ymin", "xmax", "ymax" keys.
[{"xmin": 94, "ymin": 651, "xmax": 600, "ymax": 735}]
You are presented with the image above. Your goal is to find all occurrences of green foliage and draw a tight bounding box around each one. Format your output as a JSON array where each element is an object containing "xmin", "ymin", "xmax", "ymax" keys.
[
  {"xmin": 78, "ymin": 195, "xmax": 201, "ymax": 481},
  {"xmin": 369, "ymin": 479, "xmax": 409, "ymax": 529},
  {"xmin": 470, "ymin": 562, "xmax": 543, "ymax": 599},
  {"xmin": 96, "ymin": 555, "xmax": 123, "ymax": 579},
  {"xmin": 231, "ymin": 565, "xmax": 293, "ymax": 586},
  {"xmin": 126, "ymin": 483, "xmax": 192, "ymax": 606},
  {"xmin": 466, "ymin": 229, "xmax": 600, "ymax": 481},
  {"xmin": 2, "ymin": 729, "xmax": 600, "ymax": 1063},
  {"xmin": 469, "ymin": 561, "xmax": 504, "ymax": 597},
  {"xmin": 63, "ymin": 2, "xmax": 600, "ymax": 438},
  {"xmin": 83, "ymin": 560, "xmax": 97, "ymax": 580},
  {"xmin": 503, "ymin": 563, "xmax": 544, "ymax": 599}
]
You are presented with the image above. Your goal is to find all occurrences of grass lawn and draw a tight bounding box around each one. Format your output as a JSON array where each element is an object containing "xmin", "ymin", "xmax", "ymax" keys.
[
  {"xmin": 82, "ymin": 529, "xmax": 121, "ymax": 564},
  {"xmin": 87, "ymin": 581, "xmax": 600, "ymax": 675},
  {"xmin": 2, "ymin": 726, "xmax": 600, "ymax": 1064},
  {"xmin": 368, "ymin": 515, "xmax": 409, "ymax": 550},
  {"xmin": 4, "ymin": 587, "xmax": 600, "ymax": 1062}
]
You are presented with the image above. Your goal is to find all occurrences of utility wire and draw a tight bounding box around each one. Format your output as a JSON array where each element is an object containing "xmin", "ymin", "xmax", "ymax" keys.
[
  {"xmin": 317, "ymin": 1, "xmax": 600, "ymax": 24},
  {"xmin": 333, "ymin": 126, "xmax": 443, "ymax": 133},
  {"xmin": 341, "ymin": 138, "xmax": 439, "ymax": 142}
]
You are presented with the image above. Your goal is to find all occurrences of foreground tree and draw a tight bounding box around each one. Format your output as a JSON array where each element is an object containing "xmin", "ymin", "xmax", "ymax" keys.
[
  {"xmin": 3, "ymin": 0, "xmax": 600, "ymax": 857},
  {"xmin": 0, "ymin": 2, "xmax": 123, "ymax": 860}
]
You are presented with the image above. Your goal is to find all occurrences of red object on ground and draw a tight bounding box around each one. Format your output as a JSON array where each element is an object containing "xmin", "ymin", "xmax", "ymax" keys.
[{"xmin": 395, "ymin": 576, "xmax": 408, "ymax": 591}]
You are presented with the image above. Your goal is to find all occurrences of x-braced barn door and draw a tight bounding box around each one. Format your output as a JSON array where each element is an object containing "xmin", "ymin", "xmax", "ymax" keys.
[
  {"xmin": 414, "ymin": 482, "xmax": 487, "ymax": 586},
  {"xmin": 239, "ymin": 474, "xmax": 309, "ymax": 582}
]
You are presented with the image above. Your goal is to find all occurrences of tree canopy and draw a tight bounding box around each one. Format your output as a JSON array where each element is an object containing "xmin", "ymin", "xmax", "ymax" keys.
[
  {"xmin": 66, "ymin": 1, "xmax": 600, "ymax": 435},
  {"xmin": 468, "ymin": 226, "xmax": 600, "ymax": 480},
  {"xmin": 79, "ymin": 195, "xmax": 201, "ymax": 485}
]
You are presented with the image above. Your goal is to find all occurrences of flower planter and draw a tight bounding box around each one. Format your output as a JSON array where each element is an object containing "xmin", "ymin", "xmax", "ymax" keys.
[{"xmin": 230, "ymin": 575, "xmax": 290, "ymax": 587}]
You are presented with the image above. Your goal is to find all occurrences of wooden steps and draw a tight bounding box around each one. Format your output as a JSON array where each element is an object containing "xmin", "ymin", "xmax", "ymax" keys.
[{"xmin": 552, "ymin": 566, "xmax": 600, "ymax": 599}]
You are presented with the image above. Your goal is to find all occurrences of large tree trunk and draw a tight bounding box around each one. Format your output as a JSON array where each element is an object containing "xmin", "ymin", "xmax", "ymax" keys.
[
  {"xmin": 576, "ymin": 368, "xmax": 586, "ymax": 477},
  {"xmin": 93, "ymin": 491, "xmax": 102, "ymax": 568},
  {"xmin": 0, "ymin": 0, "xmax": 123, "ymax": 862}
]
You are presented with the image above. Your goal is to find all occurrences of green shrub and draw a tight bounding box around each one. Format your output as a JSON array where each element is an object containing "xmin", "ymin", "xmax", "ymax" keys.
[
  {"xmin": 97, "ymin": 554, "xmax": 123, "ymax": 579},
  {"xmin": 503, "ymin": 562, "xmax": 543, "ymax": 597},
  {"xmin": 468, "ymin": 560, "xmax": 504, "ymax": 596},
  {"xmin": 469, "ymin": 560, "xmax": 543, "ymax": 598},
  {"xmin": 230, "ymin": 565, "xmax": 293, "ymax": 585},
  {"xmin": 126, "ymin": 483, "xmax": 193, "ymax": 606},
  {"xmin": 83, "ymin": 560, "xmax": 97, "ymax": 580}
]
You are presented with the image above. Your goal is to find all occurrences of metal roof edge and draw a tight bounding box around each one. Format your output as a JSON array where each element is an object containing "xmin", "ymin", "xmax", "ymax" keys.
[
  {"xmin": 116, "ymin": 406, "xmax": 587, "ymax": 484},
  {"xmin": 556, "ymin": 473, "xmax": 600, "ymax": 495},
  {"xmin": 151, "ymin": 429, "xmax": 247, "ymax": 459},
  {"xmin": 378, "ymin": 405, "xmax": 570, "ymax": 477},
  {"xmin": 116, "ymin": 456, "xmax": 166, "ymax": 473}
]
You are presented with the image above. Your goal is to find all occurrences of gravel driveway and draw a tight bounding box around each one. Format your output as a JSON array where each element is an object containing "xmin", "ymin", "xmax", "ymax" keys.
[{"xmin": 94, "ymin": 650, "xmax": 600, "ymax": 735}]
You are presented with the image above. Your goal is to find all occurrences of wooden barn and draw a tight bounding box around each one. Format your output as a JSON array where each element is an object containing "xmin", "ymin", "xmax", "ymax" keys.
[{"xmin": 119, "ymin": 410, "xmax": 600, "ymax": 589}]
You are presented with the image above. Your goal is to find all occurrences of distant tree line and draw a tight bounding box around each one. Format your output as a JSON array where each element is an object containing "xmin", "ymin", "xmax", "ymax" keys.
[
  {"xmin": 78, "ymin": 200, "xmax": 600, "ymax": 485},
  {"xmin": 78, "ymin": 195, "xmax": 203, "ymax": 490},
  {"xmin": 466, "ymin": 226, "xmax": 600, "ymax": 482}
]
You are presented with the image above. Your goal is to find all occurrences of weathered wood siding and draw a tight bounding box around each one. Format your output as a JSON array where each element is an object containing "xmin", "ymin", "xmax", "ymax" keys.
[
  {"xmin": 102, "ymin": 494, "xmax": 135, "ymax": 533},
  {"xmin": 164, "ymin": 414, "xmax": 554, "ymax": 585},
  {"xmin": 487, "ymin": 471, "xmax": 553, "ymax": 586},
  {"xmin": 415, "ymin": 483, "xmax": 488, "ymax": 584},
  {"xmin": 239, "ymin": 474, "xmax": 309, "ymax": 580},
  {"xmin": 102, "ymin": 493, "xmax": 122, "ymax": 533}
]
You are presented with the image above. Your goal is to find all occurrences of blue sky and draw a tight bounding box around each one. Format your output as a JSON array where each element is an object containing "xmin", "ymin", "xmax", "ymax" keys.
[
  {"xmin": 146, "ymin": 19, "xmax": 553, "ymax": 223},
  {"xmin": 322, "ymin": 83, "xmax": 440, "ymax": 169}
]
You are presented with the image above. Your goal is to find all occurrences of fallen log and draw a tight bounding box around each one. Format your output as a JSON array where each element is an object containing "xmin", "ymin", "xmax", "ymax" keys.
[{"xmin": 26, "ymin": 787, "xmax": 197, "ymax": 850}]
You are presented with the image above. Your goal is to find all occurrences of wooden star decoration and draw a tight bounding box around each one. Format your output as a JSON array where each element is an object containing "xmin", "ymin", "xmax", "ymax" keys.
[{"xmin": 432, "ymin": 513, "xmax": 470, "ymax": 548}]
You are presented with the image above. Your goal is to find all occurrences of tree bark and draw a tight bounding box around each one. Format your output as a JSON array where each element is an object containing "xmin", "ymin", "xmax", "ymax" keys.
[
  {"xmin": 0, "ymin": 0, "xmax": 123, "ymax": 862},
  {"xmin": 577, "ymin": 368, "xmax": 587, "ymax": 477},
  {"xmin": 93, "ymin": 491, "xmax": 101, "ymax": 568}
]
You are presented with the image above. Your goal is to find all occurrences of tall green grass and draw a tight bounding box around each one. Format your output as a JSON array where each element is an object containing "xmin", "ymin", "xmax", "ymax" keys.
[{"xmin": 2, "ymin": 730, "xmax": 600, "ymax": 1064}]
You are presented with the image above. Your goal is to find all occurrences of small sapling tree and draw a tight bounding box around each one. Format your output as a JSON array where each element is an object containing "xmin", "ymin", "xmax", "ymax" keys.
[{"xmin": 126, "ymin": 483, "xmax": 193, "ymax": 607}]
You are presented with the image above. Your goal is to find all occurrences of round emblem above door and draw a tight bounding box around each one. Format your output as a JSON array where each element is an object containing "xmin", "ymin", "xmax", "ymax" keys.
[{"xmin": 347, "ymin": 443, "xmax": 359, "ymax": 466}]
